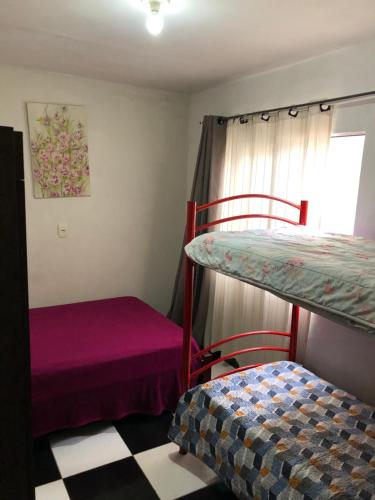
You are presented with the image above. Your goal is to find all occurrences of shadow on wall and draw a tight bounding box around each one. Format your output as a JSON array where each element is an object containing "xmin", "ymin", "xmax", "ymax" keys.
[
  {"xmin": 304, "ymin": 314, "xmax": 375, "ymax": 406},
  {"xmin": 140, "ymin": 158, "xmax": 186, "ymax": 315}
]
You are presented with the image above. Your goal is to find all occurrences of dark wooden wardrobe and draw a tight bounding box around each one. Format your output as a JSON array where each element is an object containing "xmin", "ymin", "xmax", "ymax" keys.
[{"xmin": 0, "ymin": 126, "xmax": 34, "ymax": 499}]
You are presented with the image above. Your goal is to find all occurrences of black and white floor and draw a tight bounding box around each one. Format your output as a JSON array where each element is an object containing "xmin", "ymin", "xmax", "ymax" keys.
[
  {"xmin": 34, "ymin": 412, "xmax": 236, "ymax": 500},
  {"xmin": 34, "ymin": 367, "xmax": 237, "ymax": 499}
]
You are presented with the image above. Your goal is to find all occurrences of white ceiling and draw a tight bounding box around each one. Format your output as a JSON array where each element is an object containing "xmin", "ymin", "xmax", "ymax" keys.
[{"xmin": 1, "ymin": 0, "xmax": 375, "ymax": 93}]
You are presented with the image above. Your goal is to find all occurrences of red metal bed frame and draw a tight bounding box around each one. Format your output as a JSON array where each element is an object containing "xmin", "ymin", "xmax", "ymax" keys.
[{"xmin": 182, "ymin": 194, "xmax": 308, "ymax": 394}]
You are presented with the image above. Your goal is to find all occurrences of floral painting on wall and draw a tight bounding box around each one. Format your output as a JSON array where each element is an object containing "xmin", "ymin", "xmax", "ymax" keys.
[{"xmin": 27, "ymin": 102, "xmax": 90, "ymax": 198}]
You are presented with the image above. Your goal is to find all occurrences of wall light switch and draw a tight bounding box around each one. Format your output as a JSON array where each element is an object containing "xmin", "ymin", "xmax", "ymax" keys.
[{"xmin": 57, "ymin": 223, "xmax": 68, "ymax": 238}]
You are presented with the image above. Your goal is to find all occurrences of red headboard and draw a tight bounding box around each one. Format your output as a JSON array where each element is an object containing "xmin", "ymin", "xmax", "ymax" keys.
[
  {"xmin": 186, "ymin": 194, "xmax": 308, "ymax": 242},
  {"xmin": 181, "ymin": 194, "xmax": 308, "ymax": 393}
]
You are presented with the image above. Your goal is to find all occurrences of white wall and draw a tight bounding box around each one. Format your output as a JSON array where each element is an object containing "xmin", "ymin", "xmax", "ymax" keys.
[
  {"xmin": 0, "ymin": 65, "xmax": 188, "ymax": 313},
  {"xmin": 304, "ymin": 102, "xmax": 375, "ymax": 405},
  {"xmin": 187, "ymin": 38, "xmax": 375, "ymax": 404}
]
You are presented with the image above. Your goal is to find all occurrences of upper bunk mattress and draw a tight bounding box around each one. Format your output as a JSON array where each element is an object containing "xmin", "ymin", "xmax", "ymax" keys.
[
  {"xmin": 30, "ymin": 296, "xmax": 197, "ymax": 436},
  {"xmin": 169, "ymin": 361, "xmax": 375, "ymax": 499},
  {"xmin": 185, "ymin": 227, "xmax": 375, "ymax": 334}
]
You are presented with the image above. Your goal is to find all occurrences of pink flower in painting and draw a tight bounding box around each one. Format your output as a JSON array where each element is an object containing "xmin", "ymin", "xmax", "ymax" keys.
[
  {"xmin": 63, "ymin": 184, "xmax": 82, "ymax": 196},
  {"xmin": 69, "ymin": 170, "xmax": 79, "ymax": 180},
  {"xmin": 52, "ymin": 152, "xmax": 63, "ymax": 164},
  {"xmin": 46, "ymin": 142, "xmax": 54, "ymax": 153},
  {"xmin": 39, "ymin": 149, "xmax": 50, "ymax": 162},
  {"xmin": 48, "ymin": 174, "xmax": 60, "ymax": 186},
  {"xmin": 50, "ymin": 191, "xmax": 60, "ymax": 198},
  {"xmin": 63, "ymin": 183, "xmax": 73, "ymax": 196},
  {"xmin": 33, "ymin": 168, "xmax": 43, "ymax": 180},
  {"xmin": 58, "ymin": 164, "xmax": 69, "ymax": 177},
  {"xmin": 58, "ymin": 132, "xmax": 69, "ymax": 144},
  {"xmin": 57, "ymin": 141, "xmax": 67, "ymax": 152},
  {"xmin": 52, "ymin": 122, "xmax": 61, "ymax": 135},
  {"xmin": 74, "ymin": 129, "xmax": 84, "ymax": 141},
  {"xmin": 77, "ymin": 151, "xmax": 86, "ymax": 162},
  {"xmin": 71, "ymin": 150, "xmax": 80, "ymax": 162}
]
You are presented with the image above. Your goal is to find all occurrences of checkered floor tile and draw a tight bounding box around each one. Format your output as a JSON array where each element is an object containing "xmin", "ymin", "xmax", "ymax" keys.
[
  {"xmin": 33, "ymin": 412, "xmax": 236, "ymax": 500},
  {"xmin": 34, "ymin": 364, "xmax": 237, "ymax": 499}
]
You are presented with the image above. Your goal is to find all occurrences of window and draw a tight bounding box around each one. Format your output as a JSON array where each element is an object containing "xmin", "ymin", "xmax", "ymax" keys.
[
  {"xmin": 320, "ymin": 133, "xmax": 365, "ymax": 235},
  {"xmin": 206, "ymin": 117, "xmax": 366, "ymax": 362}
]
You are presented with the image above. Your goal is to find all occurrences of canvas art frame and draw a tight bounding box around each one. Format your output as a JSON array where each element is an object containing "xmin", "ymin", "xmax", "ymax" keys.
[{"xmin": 27, "ymin": 102, "xmax": 90, "ymax": 198}]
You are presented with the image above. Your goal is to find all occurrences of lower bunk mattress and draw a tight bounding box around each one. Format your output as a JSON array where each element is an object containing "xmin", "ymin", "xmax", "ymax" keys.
[
  {"xmin": 31, "ymin": 296, "xmax": 197, "ymax": 437},
  {"xmin": 169, "ymin": 361, "xmax": 375, "ymax": 499}
]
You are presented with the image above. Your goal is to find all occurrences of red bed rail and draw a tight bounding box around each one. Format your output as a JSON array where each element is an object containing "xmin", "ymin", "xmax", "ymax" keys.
[{"xmin": 181, "ymin": 194, "xmax": 308, "ymax": 393}]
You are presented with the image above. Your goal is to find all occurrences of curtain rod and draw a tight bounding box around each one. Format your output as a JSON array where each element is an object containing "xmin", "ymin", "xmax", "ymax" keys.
[{"xmin": 223, "ymin": 90, "xmax": 375, "ymax": 122}]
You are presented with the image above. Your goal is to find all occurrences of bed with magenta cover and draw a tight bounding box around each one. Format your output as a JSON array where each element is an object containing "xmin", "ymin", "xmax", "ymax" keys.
[
  {"xmin": 169, "ymin": 361, "xmax": 375, "ymax": 499},
  {"xmin": 30, "ymin": 296, "xmax": 197, "ymax": 437}
]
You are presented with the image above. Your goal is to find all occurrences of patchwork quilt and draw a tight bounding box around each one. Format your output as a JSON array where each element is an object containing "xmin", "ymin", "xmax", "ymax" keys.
[
  {"xmin": 185, "ymin": 227, "xmax": 375, "ymax": 333},
  {"xmin": 169, "ymin": 361, "xmax": 375, "ymax": 499}
]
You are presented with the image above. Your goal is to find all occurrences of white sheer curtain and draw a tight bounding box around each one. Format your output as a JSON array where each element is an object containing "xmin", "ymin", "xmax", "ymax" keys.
[{"xmin": 205, "ymin": 106, "xmax": 333, "ymax": 364}]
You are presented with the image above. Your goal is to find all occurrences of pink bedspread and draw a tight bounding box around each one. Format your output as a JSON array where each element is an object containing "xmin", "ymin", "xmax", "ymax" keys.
[{"xmin": 30, "ymin": 296, "xmax": 197, "ymax": 437}]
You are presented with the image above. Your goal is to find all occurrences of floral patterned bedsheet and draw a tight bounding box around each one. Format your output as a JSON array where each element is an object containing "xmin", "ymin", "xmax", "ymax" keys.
[
  {"xmin": 168, "ymin": 361, "xmax": 375, "ymax": 499},
  {"xmin": 185, "ymin": 227, "xmax": 375, "ymax": 333}
]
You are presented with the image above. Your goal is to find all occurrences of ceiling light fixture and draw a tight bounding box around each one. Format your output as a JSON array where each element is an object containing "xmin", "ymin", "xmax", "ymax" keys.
[
  {"xmin": 261, "ymin": 113, "xmax": 270, "ymax": 122},
  {"xmin": 144, "ymin": 0, "xmax": 169, "ymax": 36}
]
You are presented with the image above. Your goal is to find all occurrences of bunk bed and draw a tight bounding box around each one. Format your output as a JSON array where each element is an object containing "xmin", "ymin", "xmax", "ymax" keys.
[
  {"xmin": 168, "ymin": 194, "xmax": 375, "ymax": 499},
  {"xmin": 30, "ymin": 296, "xmax": 199, "ymax": 436}
]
